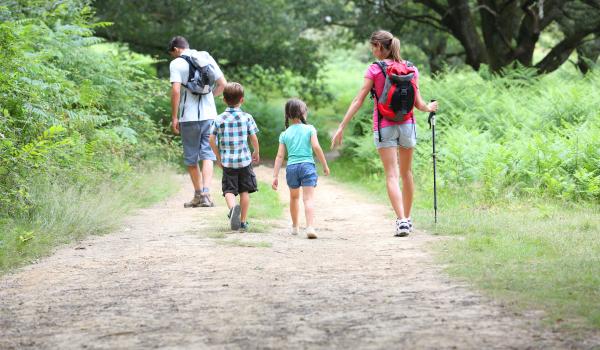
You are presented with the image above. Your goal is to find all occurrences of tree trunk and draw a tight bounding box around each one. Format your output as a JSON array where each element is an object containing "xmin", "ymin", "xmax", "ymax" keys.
[{"xmin": 441, "ymin": 0, "xmax": 489, "ymax": 70}]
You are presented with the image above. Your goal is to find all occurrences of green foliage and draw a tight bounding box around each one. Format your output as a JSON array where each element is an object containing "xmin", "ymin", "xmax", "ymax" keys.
[
  {"xmin": 0, "ymin": 165, "xmax": 178, "ymax": 273},
  {"xmin": 93, "ymin": 0, "xmax": 330, "ymax": 78},
  {"xmin": 340, "ymin": 61, "xmax": 600, "ymax": 202},
  {"xmin": 0, "ymin": 1, "xmax": 178, "ymax": 219}
]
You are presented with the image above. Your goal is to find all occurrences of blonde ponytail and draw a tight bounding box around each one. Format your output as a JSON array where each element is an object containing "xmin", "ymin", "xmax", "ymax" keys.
[
  {"xmin": 389, "ymin": 37, "xmax": 402, "ymax": 62},
  {"xmin": 370, "ymin": 30, "xmax": 402, "ymax": 62}
]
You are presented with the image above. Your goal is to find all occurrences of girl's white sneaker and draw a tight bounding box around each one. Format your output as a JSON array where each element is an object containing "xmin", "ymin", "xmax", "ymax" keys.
[
  {"xmin": 306, "ymin": 227, "xmax": 317, "ymax": 239},
  {"xmin": 291, "ymin": 226, "xmax": 300, "ymax": 235}
]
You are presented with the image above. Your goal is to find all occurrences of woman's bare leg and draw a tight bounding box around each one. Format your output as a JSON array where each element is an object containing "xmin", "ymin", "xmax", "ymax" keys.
[{"xmin": 378, "ymin": 147, "xmax": 405, "ymax": 219}]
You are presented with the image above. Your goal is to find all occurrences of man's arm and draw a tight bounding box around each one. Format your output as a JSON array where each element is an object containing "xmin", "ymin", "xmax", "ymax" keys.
[
  {"xmin": 171, "ymin": 82, "xmax": 181, "ymax": 134},
  {"xmin": 213, "ymin": 76, "xmax": 227, "ymax": 97}
]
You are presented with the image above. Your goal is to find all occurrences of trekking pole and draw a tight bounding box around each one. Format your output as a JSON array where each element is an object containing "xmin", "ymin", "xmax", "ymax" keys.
[{"xmin": 427, "ymin": 100, "xmax": 438, "ymax": 224}]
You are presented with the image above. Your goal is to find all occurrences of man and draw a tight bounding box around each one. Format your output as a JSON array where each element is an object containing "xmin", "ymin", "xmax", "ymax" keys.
[{"xmin": 168, "ymin": 36, "xmax": 227, "ymax": 207}]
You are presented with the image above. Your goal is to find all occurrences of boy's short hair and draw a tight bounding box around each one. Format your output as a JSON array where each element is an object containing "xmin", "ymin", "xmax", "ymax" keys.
[
  {"xmin": 168, "ymin": 36, "xmax": 189, "ymax": 52},
  {"xmin": 223, "ymin": 82, "xmax": 244, "ymax": 106}
]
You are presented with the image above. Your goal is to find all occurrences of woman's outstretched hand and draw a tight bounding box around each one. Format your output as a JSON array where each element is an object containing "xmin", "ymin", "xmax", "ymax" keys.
[{"xmin": 331, "ymin": 127, "xmax": 344, "ymax": 149}]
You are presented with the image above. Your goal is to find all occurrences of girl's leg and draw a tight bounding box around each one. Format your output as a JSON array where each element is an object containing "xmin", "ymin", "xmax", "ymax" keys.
[
  {"xmin": 301, "ymin": 186, "xmax": 315, "ymax": 228},
  {"xmin": 398, "ymin": 147, "xmax": 414, "ymax": 218},
  {"xmin": 240, "ymin": 192, "xmax": 249, "ymax": 222},
  {"xmin": 378, "ymin": 147, "xmax": 405, "ymax": 219},
  {"xmin": 289, "ymin": 188, "xmax": 301, "ymax": 228}
]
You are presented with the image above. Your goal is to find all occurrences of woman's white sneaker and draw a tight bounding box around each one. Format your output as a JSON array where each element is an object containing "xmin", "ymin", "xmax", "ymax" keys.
[
  {"xmin": 395, "ymin": 219, "xmax": 410, "ymax": 237},
  {"xmin": 306, "ymin": 227, "xmax": 317, "ymax": 239},
  {"xmin": 291, "ymin": 226, "xmax": 300, "ymax": 235}
]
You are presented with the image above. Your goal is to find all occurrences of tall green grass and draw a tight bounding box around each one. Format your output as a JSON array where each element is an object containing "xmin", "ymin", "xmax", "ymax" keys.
[
  {"xmin": 0, "ymin": 164, "xmax": 178, "ymax": 273},
  {"xmin": 325, "ymin": 50, "xmax": 600, "ymax": 329}
]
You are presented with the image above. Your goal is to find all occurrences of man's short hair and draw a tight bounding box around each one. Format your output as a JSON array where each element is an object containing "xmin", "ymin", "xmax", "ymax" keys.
[
  {"xmin": 168, "ymin": 36, "xmax": 189, "ymax": 52},
  {"xmin": 223, "ymin": 82, "xmax": 244, "ymax": 106}
]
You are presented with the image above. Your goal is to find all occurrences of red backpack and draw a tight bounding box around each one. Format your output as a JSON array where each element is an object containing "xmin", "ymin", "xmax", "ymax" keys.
[{"xmin": 371, "ymin": 61, "xmax": 417, "ymax": 140}]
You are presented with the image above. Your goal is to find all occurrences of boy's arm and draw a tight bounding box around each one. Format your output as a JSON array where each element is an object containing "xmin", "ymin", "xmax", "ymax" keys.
[
  {"xmin": 249, "ymin": 134, "xmax": 260, "ymax": 164},
  {"xmin": 311, "ymin": 134, "xmax": 330, "ymax": 176},
  {"xmin": 272, "ymin": 143, "xmax": 287, "ymax": 190},
  {"xmin": 209, "ymin": 134, "xmax": 222, "ymax": 167}
]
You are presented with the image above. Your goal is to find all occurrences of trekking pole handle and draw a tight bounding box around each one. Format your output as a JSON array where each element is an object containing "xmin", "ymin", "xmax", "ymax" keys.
[{"xmin": 428, "ymin": 99, "xmax": 437, "ymax": 129}]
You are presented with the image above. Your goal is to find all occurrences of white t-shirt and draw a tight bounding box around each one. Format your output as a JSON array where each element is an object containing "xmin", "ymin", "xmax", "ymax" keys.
[{"xmin": 169, "ymin": 49, "xmax": 224, "ymax": 123}]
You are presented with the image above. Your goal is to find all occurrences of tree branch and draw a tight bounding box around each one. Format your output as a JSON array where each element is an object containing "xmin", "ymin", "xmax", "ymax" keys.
[
  {"xmin": 380, "ymin": 0, "xmax": 450, "ymax": 33},
  {"xmin": 535, "ymin": 23, "xmax": 600, "ymax": 73}
]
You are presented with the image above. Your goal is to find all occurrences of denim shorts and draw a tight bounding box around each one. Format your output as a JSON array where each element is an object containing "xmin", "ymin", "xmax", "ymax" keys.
[
  {"xmin": 286, "ymin": 162, "xmax": 318, "ymax": 189},
  {"xmin": 180, "ymin": 120, "xmax": 217, "ymax": 165},
  {"xmin": 374, "ymin": 124, "xmax": 417, "ymax": 149}
]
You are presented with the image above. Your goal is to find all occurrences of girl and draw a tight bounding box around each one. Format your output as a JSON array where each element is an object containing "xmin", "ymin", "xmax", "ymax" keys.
[
  {"xmin": 331, "ymin": 30, "xmax": 438, "ymax": 237},
  {"xmin": 272, "ymin": 99, "xmax": 330, "ymax": 239}
]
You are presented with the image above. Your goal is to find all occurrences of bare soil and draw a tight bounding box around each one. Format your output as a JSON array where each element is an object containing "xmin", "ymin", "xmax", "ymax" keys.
[{"xmin": 1, "ymin": 166, "xmax": 599, "ymax": 349}]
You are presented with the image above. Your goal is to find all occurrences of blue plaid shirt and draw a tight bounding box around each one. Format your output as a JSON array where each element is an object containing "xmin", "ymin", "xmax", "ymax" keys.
[{"xmin": 211, "ymin": 107, "xmax": 259, "ymax": 168}]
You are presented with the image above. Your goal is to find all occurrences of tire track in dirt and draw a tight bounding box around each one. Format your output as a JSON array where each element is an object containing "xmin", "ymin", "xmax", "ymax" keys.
[{"xmin": 1, "ymin": 166, "xmax": 598, "ymax": 349}]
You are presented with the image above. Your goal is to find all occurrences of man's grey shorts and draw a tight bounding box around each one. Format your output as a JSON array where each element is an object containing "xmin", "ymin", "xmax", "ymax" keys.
[
  {"xmin": 374, "ymin": 124, "xmax": 417, "ymax": 149},
  {"xmin": 180, "ymin": 120, "xmax": 217, "ymax": 165}
]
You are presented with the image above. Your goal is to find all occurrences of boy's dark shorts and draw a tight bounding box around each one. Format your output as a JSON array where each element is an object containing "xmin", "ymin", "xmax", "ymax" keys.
[{"xmin": 222, "ymin": 165, "xmax": 258, "ymax": 196}]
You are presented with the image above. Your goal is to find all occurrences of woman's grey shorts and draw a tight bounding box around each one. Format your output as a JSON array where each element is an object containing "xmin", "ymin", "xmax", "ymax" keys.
[
  {"xmin": 373, "ymin": 124, "xmax": 417, "ymax": 149},
  {"xmin": 180, "ymin": 120, "xmax": 217, "ymax": 165}
]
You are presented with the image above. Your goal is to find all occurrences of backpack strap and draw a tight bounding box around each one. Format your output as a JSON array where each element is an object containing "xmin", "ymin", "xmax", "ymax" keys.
[
  {"xmin": 180, "ymin": 55, "xmax": 199, "ymax": 83},
  {"xmin": 180, "ymin": 55, "xmax": 203, "ymax": 120},
  {"xmin": 375, "ymin": 61, "xmax": 388, "ymax": 78},
  {"xmin": 371, "ymin": 61, "xmax": 389, "ymax": 142},
  {"xmin": 404, "ymin": 60, "xmax": 416, "ymax": 125}
]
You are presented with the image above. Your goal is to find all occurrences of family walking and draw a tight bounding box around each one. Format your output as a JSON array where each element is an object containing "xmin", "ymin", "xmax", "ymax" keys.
[{"xmin": 168, "ymin": 30, "xmax": 438, "ymax": 239}]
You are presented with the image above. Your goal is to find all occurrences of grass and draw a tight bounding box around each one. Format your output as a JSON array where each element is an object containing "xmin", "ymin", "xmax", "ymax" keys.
[
  {"xmin": 202, "ymin": 179, "xmax": 284, "ymax": 246},
  {"xmin": 0, "ymin": 163, "xmax": 179, "ymax": 274},
  {"xmin": 329, "ymin": 157, "xmax": 600, "ymax": 330}
]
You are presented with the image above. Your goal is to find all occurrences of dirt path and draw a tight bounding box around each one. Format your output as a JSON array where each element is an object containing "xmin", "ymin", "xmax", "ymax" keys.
[{"xmin": 1, "ymin": 166, "xmax": 598, "ymax": 349}]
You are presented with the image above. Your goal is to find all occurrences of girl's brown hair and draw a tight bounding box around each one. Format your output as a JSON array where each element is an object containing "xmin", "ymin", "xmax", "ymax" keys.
[
  {"xmin": 370, "ymin": 30, "xmax": 401, "ymax": 62},
  {"xmin": 284, "ymin": 98, "xmax": 308, "ymax": 129}
]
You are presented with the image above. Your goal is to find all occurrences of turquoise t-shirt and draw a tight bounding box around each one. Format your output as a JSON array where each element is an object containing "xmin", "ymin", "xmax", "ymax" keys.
[{"xmin": 279, "ymin": 123, "xmax": 317, "ymax": 165}]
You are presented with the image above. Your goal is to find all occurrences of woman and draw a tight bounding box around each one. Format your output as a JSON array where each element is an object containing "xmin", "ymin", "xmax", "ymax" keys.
[{"xmin": 331, "ymin": 30, "xmax": 438, "ymax": 237}]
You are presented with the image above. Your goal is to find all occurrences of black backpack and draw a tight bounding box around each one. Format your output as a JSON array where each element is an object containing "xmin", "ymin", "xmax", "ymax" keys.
[{"xmin": 180, "ymin": 55, "xmax": 214, "ymax": 95}]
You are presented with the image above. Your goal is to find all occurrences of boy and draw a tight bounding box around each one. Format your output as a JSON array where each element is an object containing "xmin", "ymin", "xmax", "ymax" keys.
[{"xmin": 209, "ymin": 82, "xmax": 260, "ymax": 231}]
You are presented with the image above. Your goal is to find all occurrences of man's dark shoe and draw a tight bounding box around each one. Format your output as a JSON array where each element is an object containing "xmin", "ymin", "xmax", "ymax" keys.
[
  {"xmin": 240, "ymin": 222, "xmax": 249, "ymax": 232},
  {"xmin": 229, "ymin": 205, "xmax": 241, "ymax": 230},
  {"xmin": 200, "ymin": 193, "xmax": 215, "ymax": 207},
  {"xmin": 184, "ymin": 194, "xmax": 203, "ymax": 208}
]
